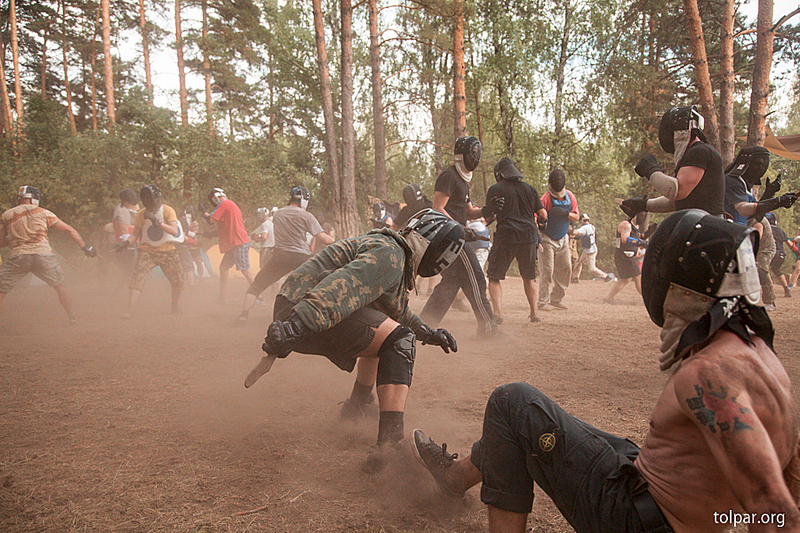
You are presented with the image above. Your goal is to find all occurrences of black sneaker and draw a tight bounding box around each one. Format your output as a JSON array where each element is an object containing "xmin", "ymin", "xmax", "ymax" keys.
[
  {"xmin": 409, "ymin": 429, "xmax": 463, "ymax": 496},
  {"xmin": 339, "ymin": 394, "xmax": 377, "ymax": 420}
]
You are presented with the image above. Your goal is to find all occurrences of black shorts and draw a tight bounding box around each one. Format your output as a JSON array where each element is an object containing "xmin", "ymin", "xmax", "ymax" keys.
[
  {"xmin": 487, "ymin": 241, "xmax": 538, "ymax": 281},
  {"xmin": 273, "ymin": 295, "xmax": 387, "ymax": 372},
  {"xmin": 614, "ymin": 248, "xmax": 640, "ymax": 280},
  {"xmin": 770, "ymin": 252, "xmax": 785, "ymax": 276}
]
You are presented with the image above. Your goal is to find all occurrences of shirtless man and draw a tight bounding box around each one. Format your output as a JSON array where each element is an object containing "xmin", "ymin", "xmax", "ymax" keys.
[{"xmin": 411, "ymin": 209, "xmax": 800, "ymax": 533}]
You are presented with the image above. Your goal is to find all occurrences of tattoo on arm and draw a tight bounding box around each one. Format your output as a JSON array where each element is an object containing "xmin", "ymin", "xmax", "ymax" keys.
[{"xmin": 685, "ymin": 382, "xmax": 754, "ymax": 434}]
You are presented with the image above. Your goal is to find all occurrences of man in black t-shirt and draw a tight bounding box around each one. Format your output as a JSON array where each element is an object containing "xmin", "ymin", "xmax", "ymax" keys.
[
  {"xmin": 393, "ymin": 183, "xmax": 433, "ymax": 230},
  {"xmin": 485, "ymin": 158, "xmax": 548, "ymax": 324},
  {"xmin": 419, "ymin": 136, "xmax": 504, "ymax": 336},
  {"xmin": 619, "ymin": 105, "xmax": 725, "ymax": 218}
]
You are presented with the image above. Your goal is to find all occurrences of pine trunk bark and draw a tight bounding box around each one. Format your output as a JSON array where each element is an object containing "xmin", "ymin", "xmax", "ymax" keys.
[
  {"xmin": 452, "ymin": 0, "xmax": 466, "ymax": 138},
  {"xmin": 0, "ymin": 33, "xmax": 13, "ymax": 138},
  {"xmin": 551, "ymin": 0, "xmax": 571, "ymax": 169},
  {"xmin": 41, "ymin": 25, "xmax": 48, "ymax": 97},
  {"xmin": 312, "ymin": 0, "xmax": 342, "ymax": 232},
  {"xmin": 91, "ymin": 4, "xmax": 100, "ymax": 131},
  {"xmin": 101, "ymin": 0, "xmax": 115, "ymax": 133},
  {"xmin": 202, "ymin": 0, "xmax": 213, "ymax": 137},
  {"xmin": 139, "ymin": 0, "xmax": 153, "ymax": 106},
  {"xmin": 339, "ymin": 0, "xmax": 360, "ymax": 238},
  {"xmin": 175, "ymin": 0, "xmax": 189, "ymax": 128},
  {"xmin": 10, "ymin": 0, "xmax": 24, "ymax": 134},
  {"xmin": 682, "ymin": 0, "xmax": 719, "ymax": 149},
  {"xmin": 368, "ymin": 0, "xmax": 387, "ymax": 200},
  {"xmin": 61, "ymin": 0, "xmax": 77, "ymax": 135},
  {"xmin": 718, "ymin": 0, "xmax": 735, "ymax": 165},
  {"xmin": 746, "ymin": 0, "xmax": 774, "ymax": 147}
]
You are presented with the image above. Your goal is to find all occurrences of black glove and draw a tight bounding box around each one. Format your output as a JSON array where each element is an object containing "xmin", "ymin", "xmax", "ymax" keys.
[
  {"xmin": 643, "ymin": 222, "xmax": 658, "ymax": 240},
  {"xmin": 481, "ymin": 196, "xmax": 505, "ymax": 218},
  {"xmin": 777, "ymin": 192, "xmax": 798, "ymax": 208},
  {"xmin": 416, "ymin": 324, "xmax": 457, "ymax": 353},
  {"xmin": 549, "ymin": 206, "xmax": 569, "ymax": 220},
  {"xmin": 144, "ymin": 210, "xmax": 161, "ymax": 225},
  {"xmin": 634, "ymin": 153, "xmax": 664, "ymax": 180},
  {"xmin": 198, "ymin": 202, "xmax": 209, "ymax": 216},
  {"xmin": 262, "ymin": 314, "xmax": 308, "ymax": 358},
  {"xmin": 464, "ymin": 227, "xmax": 478, "ymax": 242},
  {"xmin": 82, "ymin": 245, "xmax": 97, "ymax": 258},
  {"xmin": 619, "ymin": 196, "xmax": 648, "ymax": 218},
  {"xmin": 761, "ymin": 174, "xmax": 781, "ymax": 201},
  {"xmin": 114, "ymin": 240, "xmax": 130, "ymax": 252},
  {"xmin": 537, "ymin": 217, "xmax": 547, "ymax": 231}
]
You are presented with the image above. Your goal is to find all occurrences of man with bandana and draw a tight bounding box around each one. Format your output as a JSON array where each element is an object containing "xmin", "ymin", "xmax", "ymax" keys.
[
  {"xmin": 244, "ymin": 208, "xmax": 461, "ymax": 473},
  {"xmin": 538, "ymin": 169, "xmax": 580, "ymax": 311},
  {"xmin": 419, "ymin": 136, "xmax": 503, "ymax": 336},
  {"xmin": 409, "ymin": 209, "xmax": 800, "ymax": 533},
  {"xmin": 619, "ymin": 105, "xmax": 725, "ymax": 219},
  {"xmin": 723, "ymin": 147, "xmax": 797, "ymax": 311}
]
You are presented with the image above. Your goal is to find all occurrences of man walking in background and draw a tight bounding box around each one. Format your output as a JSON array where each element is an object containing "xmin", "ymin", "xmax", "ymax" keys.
[{"xmin": 538, "ymin": 169, "xmax": 579, "ymax": 311}]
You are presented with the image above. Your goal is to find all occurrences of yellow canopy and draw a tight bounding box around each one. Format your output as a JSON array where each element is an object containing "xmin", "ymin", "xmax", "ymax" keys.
[{"xmin": 739, "ymin": 125, "xmax": 800, "ymax": 161}]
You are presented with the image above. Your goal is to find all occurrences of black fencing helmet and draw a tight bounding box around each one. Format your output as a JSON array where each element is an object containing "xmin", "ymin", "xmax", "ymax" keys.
[
  {"xmin": 119, "ymin": 188, "xmax": 138, "ymax": 206},
  {"xmin": 765, "ymin": 211, "xmax": 777, "ymax": 225},
  {"xmin": 403, "ymin": 183, "xmax": 424, "ymax": 206},
  {"xmin": 372, "ymin": 202, "xmax": 387, "ymax": 223},
  {"xmin": 289, "ymin": 186, "xmax": 310, "ymax": 210},
  {"xmin": 548, "ymin": 169, "xmax": 566, "ymax": 192},
  {"xmin": 140, "ymin": 185, "xmax": 162, "ymax": 211},
  {"xmin": 642, "ymin": 209, "xmax": 760, "ymax": 327},
  {"xmin": 725, "ymin": 146, "xmax": 770, "ymax": 187},
  {"xmin": 207, "ymin": 187, "xmax": 226, "ymax": 206},
  {"xmin": 17, "ymin": 185, "xmax": 41, "ymax": 206},
  {"xmin": 494, "ymin": 157, "xmax": 524, "ymax": 182},
  {"xmin": 658, "ymin": 105, "xmax": 705, "ymax": 154},
  {"xmin": 403, "ymin": 208, "xmax": 466, "ymax": 277},
  {"xmin": 454, "ymin": 136, "xmax": 482, "ymax": 172}
]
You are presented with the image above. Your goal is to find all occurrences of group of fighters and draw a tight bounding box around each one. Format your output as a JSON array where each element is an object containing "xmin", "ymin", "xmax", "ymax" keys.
[{"xmin": 2, "ymin": 102, "xmax": 799, "ymax": 532}]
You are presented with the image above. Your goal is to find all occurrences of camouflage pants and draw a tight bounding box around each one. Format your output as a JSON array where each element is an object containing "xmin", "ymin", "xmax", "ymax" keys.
[{"xmin": 131, "ymin": 249, "xmax": 184, "ymax": 292}]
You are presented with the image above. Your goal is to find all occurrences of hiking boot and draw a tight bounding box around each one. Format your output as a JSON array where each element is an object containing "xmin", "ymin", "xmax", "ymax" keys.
[
  {"xmin": 339, "ymin": 394, "xmax": 377, "ymax": 420},
  {"xmin": 409, "ymin": 429, "xmax": 463, "ymax": 496}
]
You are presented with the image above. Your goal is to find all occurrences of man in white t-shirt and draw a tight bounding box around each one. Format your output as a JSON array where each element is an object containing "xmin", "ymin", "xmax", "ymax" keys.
[{"xmin": 571, "ymin": 214, "xmax": 614, "ymax": 283}]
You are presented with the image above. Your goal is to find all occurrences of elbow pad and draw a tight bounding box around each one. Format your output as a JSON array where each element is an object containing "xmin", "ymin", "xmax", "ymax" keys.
[{"xmin": 649, "ymin": 171, "xmax": 679, "ymax": 202}]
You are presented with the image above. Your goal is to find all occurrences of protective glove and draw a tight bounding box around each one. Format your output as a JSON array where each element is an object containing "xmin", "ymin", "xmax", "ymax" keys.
[
  {"xmin": 619, "ymin": 196, "xmax": 648, "ymax": 219},
  {"xmin": 634, "ymin": 153, "xmax": 664, "ymax": 180},
  {"xmin": 262, "ymin": 314, "xmax": 308, "ymax": 358},
  {"xmin": 416, "ymin": 324, "xmax": 457, "ymax": 353},
  {"xmin": 464, "ymin": 227, "xmax": 478, "ymax": 242},
  {"xmin": 82, "ymin": 245, "xmax": 97, "ymax": 258},
  {"xmin": 777, "ymin": 192, "xmax": 798, "ymax": 208},
  {"xmin": 549, "ymin": 206, "xmax": 569, "ymax": 219},
  {"xmin": 761, "ymin": 174, "xmax": 781, "ymax": 201},
  {"xmin": 143, "ymin": 210, "xmax": 161, "ymax": 225},
  {"xmin": 114, "ymin": 240, "xmax": 130, "ymax": 252},
  {"xmin": 198, "ymin": 202, "xmax": 209, "ymax": 215},
  {"xmin": 537, "ymin": 218, "xmax": 547, "ymax": 231},
  {"xmin": 481, "ymin": 196, "xmax": 505, "ymax": 218}
]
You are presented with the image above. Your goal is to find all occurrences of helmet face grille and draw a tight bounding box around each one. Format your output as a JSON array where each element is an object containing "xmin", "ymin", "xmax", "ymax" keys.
[{"xmin": 406, "ymin": 208, "xmax": 466, "ymax": 277}]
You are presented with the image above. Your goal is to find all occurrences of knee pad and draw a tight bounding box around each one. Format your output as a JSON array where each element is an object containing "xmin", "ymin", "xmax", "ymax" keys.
[{"xmin": 376, "ymin": 325, "xmax": 415, "ymax": 387}]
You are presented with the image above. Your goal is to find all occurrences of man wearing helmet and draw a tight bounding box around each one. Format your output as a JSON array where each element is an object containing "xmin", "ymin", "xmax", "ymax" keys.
[
  {"xmin": 117, "ymin": 185, "xmax": 184, "ymax": 318},
  {"xmin": 245, "ymin": 208, "xmax": 462, "ymax": 473},
  {"xmin": 253, "ymin": 207, "xmax": 275, "ymax": 269},
  {"xmin": 571, "ymin": 213, "xmax": 614, "ymax": 283},
  {"xmin": 0, "ymin": 186, "xmax": 96, "ymax": 323},
  {"xmin": 723, "ymin": 147, "xmax": 797, "ymax": 311},
  {"xmin": 236, "ymin": 186, "xmax": 333, "ymax": 323},
  {"xmin": 420, "ymin": 136, "xmax": 503, "ymax": 336},
  {"xmin": 620, "ymin": 105, "xmax": 725, "ymax": 218},
  {"xmin": 410, "ymin": 209, "xmax": 800, "ymax": 533},
  {"xmin": 393, "ymin": 183, "xmax": 433, "ymax": 229},
  {"xmin": 484, "ymin": 157, "xmax": 548, "ymax": 324},
  {"xmin": 199, "ymin": 188, "xmax": 254, "ymax": 301}
]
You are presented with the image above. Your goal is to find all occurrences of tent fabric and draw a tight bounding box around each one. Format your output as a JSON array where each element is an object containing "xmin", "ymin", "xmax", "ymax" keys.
[{"xmin": 739, "ymin": 125, "xmax": 800, "ymax": 161}]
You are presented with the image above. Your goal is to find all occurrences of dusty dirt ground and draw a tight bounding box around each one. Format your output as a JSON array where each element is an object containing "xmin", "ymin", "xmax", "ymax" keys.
[{"xmin": 1, "ymin": 266, "xmax": 799, "ymax": 532}]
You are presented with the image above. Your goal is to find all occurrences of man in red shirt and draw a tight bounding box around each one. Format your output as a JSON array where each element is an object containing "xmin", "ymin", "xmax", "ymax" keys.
[{"xmin": 201, "ymin": 188, "xmax": 255, "ymax": 301}]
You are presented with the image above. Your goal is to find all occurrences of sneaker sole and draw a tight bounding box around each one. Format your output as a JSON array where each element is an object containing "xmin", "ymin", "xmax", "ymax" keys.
[{"xmin": 244, "ymin": 355, "xmax": 277, "ymax": 388}]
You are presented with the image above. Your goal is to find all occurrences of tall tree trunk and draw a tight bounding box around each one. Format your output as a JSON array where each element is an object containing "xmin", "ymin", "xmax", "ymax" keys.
[
  {"xmin": 41, "ymin": 24, "xmax": 48, "ymax": 97},
  {"xmin": 474, "ymin": 90, "xmax": 488, "ymax": 198},
  {"xmin": 62, "ymin": 0, "xmax": 77, "ymax": 135},
  {"xmin": 339, "ymin": 0, "xmax": 360, "ymax": 238},
  {"xmin": 452, "ymin": 0, "xmax": 466, "ymax": 138},
  {"xmin": 202, "ymin": 0, "xmax": 213, "ymax": 137},
  {"xmin": 550, "ymin": 0, "xmax": 571, "ymax": 169},
  {"xmin": 368, "ymin": 0, "xmax": 387, "ymax": 200},
  {"xmin": 311, "ymin": 0, "xmax": 342, "ymax": 228},
  {"xmin": 175, "ymin": 0, "xmax": 189, "ymax": 128},
  {"xmin": 746, "ymin": 0, "xmax": 774, "ymax": 147},
  {"xmin": 683, "ymin": 0, "xmax": 718, "ymax": 149},
  {"xmin": 0, "ymin": 33, "xmax": 13, "ymax": 138},
  {"xmin": 139, "ymin": 0, "xmax": 153, "ymax": 106},
  {"xmin": 497, "ymin": 80, "xmax": 515, "ymax": 157},
  {"xmin": 718, "ymin": 0, "xmax": 735, "ymax": 165},
  {"xmin": 10, "ymin": 0, "xmax": 24, "ymax": 135},
  {"xmin": 90, "ymin": 4, "xmax": 100, "ymax": 131},
  {"xmin": 101, "ymin": 0, "xmax": 115, "ymax": 133},
  {"xmin": 423, "ymin": 43, "xmax": 443, "ymax": 174},
  {"xmin": 268, "ymin": 49, "xmax": 275, "ymax": 141}
]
